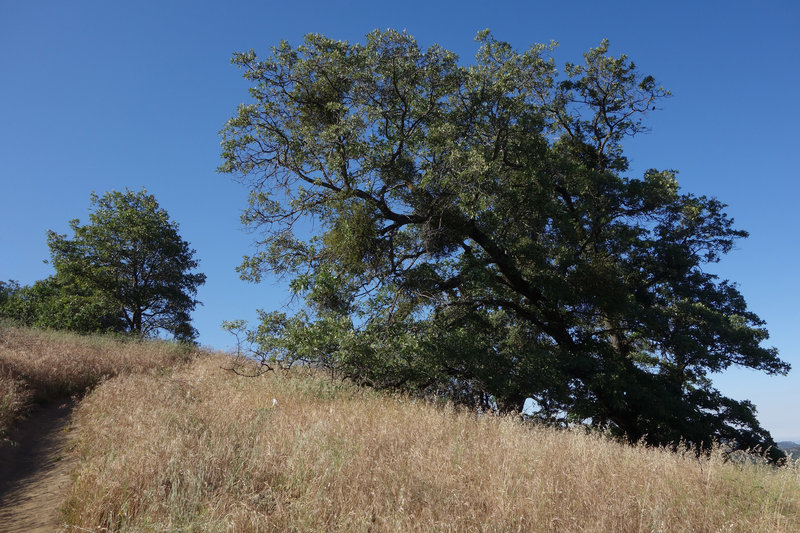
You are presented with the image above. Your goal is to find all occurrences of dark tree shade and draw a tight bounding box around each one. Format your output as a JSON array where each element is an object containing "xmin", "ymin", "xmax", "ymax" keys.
[{"xmin": 220, "ymin": 30, "xmax": 788, "ymax": 462}]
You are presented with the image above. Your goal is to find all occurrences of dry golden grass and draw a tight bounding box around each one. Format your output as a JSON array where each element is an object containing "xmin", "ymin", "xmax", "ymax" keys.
[
  {"xmin": 0, "ymin": 324, "xmax": 194, "ymax": 438},
  {"xmin": 63, "ymin": 356, "xmax": 800, "ymax": 532},
  {"xmin": 0, "ymin": 366, "xmax": 31, "ymax": 440}
]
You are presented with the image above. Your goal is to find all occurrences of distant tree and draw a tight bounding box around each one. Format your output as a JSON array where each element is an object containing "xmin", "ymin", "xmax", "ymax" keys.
[
  {"xmin": 0, "ymin": 276, "xmax": 124, "ymax": 332},
  {"xmin": 0, "ymin": 280, "xmax": 23, "ymax": 324},
  {"xmin": 1, "ymin": 279, "xmax": 35, "ymax": 325},
  {"xmin": 0, "ymin": 280, "xmax": 19, "ymax": 308},
  {"xmin": 46, "ymin": 189, "xmax": 206, "ymax": 341},
  {"xmin": 220, "ymin": 30, "xmax": 788, "ymax": 462}
]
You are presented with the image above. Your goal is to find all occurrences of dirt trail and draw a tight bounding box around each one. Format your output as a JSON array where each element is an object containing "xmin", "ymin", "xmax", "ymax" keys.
[{"xmin": 0, "ymin": 402, "xmax": 77, "ymax": 533}]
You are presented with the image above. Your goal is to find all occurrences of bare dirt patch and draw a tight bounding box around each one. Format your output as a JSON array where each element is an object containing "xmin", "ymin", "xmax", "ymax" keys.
[{"xmin": 0, "ymin": 401, "xmax": 76, "ymax": 533}]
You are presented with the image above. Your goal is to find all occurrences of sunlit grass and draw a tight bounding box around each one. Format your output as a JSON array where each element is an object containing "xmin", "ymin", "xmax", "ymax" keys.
[
  {"xmin": 63, "ymin": 356, "xmax": 800, "ymax": 532},
  {"xmin": 0, "ymin": 324, "xmax": 194, "ymax": 438}
]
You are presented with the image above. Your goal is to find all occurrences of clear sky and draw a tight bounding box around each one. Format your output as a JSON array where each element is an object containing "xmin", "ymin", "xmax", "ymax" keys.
[{"xmin": 1, "ymin": 1, "xmax": 798, "ymax": 440}]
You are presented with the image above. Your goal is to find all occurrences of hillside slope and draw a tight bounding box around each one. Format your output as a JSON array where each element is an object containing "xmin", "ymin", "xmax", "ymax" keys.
[
  {"xmin": 0, "ymin": 324, "xmax": 193, "ymax": 440},
  {"xmin": 0, "ymin": 326, "xmax": 195, "ymax": 531},
  {"xmin": 61, "ymin": 355, "xmax": 800, "ymax": 532}
]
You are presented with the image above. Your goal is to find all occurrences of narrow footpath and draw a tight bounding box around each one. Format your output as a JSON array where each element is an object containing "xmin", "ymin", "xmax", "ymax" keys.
[{"xmin": 0, "ymin": 402, "xmax": 76, "ymax": 533}]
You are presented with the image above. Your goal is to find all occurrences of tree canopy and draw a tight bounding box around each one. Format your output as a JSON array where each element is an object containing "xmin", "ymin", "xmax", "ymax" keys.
[
  {"xmin": 40, "ymin": 189, "xmax": 206, "ymax": 341},
  {"xmin": 220, "ymin": 30, "xmax": 788, "ymax": 461}
]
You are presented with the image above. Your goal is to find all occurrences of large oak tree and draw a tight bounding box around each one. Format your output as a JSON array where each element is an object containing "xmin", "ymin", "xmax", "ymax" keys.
[{"xmin": 220, "ymin": 30, "xmax": 788, "ymax": 461}]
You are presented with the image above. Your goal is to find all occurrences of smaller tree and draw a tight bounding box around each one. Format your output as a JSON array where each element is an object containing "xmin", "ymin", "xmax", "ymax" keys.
[{"xmin": 47, "ymin": 189, "xmax": 206, "ymax": 341}]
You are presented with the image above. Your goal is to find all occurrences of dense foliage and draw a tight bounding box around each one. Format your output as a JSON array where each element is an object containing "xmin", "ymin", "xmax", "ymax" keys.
[
  {"xmin": 0, "ymin": 276, "xmax": 123, "ymax": 332},
  {"xmin": 220, "ymin": 31, "xmax": 788, "ymax": 461},
  {"xmin": 3, "ymin": 189, "xmax": 206, "ymax": 341}
]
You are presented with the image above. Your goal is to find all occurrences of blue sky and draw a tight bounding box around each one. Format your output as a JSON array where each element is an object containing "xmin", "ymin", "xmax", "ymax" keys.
[{"xmin": 1, "ymin": 1, "xmax": 798, "ymax": 440}]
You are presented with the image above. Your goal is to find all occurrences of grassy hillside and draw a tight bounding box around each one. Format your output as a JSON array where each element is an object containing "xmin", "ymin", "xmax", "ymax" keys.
[
  {"xmin": 0, "ymin": 323, "xmax": 193, "ymax": 440},
  {"xmin": 63, "ymin": 356, "xmax": 800, "ymax": 532},
  {"xmin": 3, "ymin": 326, "xmax": 799, "ymax": 532}
]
